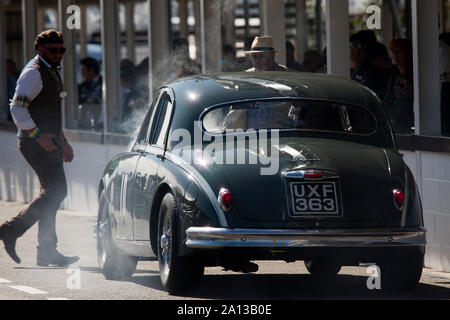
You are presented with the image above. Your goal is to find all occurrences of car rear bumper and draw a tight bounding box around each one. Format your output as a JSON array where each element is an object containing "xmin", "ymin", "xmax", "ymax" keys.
[{"xmin": 185, "ymin": 227, "xmax": 426, "ymax": 249}]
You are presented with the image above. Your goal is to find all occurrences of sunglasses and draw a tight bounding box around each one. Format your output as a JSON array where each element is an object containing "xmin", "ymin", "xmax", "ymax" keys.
[
  {"xmin": 251, "ymin": 53, "xmax": 269, "ymax": 60},
  {"xmin": 349, "ymin": 42, "xmax": 367, "ymax": 51},
  {"xmin": 42, "ymin": 46, "xmax": 66, "ymax": 55}
]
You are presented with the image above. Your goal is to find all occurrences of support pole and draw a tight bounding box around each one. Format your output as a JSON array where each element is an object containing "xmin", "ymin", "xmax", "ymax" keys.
[
  {"xmin": 222, "ymin": 0, "xmax": 236, "ymax": 47},
  {"xmin": 148, "ymin": 0, "xmax": 170, "ymax": 97},
  {"xmin": 0, "ymin": 0, "xmax": 7, "ymax": 120},
  {"xmin": 37, "ymin": 7, "xmax": 46, "ymax": 33},
  {"xmin": 243, "ymin": 0, "xmax": 249, "ymax": 41},
  {"xmin": 21, "ymin": 0, "xmax": 37, "ymax": 65},
  {"xmin": 125, "ymin": 2, "xmax": 136, "ymax": 63},
  {"xmin": 438, "ymin": 0, "xmax": 445, "ymax": 34},
  {"xmin": 79, "ymin": 4, "xmax": 87, "ymax": 60},
  {"xmin": 386, "ymin": 0, "xmax": 405, "ymax": 38},
  {"xmin": 194, "ymin": 0, "xmax": 202, "ymax": 64},
  {"xmin": 411, "ymin": 0, "xmax": 441, "ymax": 135},
  {"xmin": 405, "ymin": 0, "xmax": 412, "ymax": 40},
  {"xmin": 325, "ymin": 0, "xmax": 349, "ymax": 77},
  {"xmin": 58, "ymin": 0, "xmax": 78, "ymax": 130},
  {"xmin": 202, "ymin": 0, "xmax": 222, "ymax": 73},
  {"xmin": 179, "ymin": 0, "xmax": 189, "ymax": 39},
  {"xmin": 315, "ymin": 0, "xmax": 322, "ymax": 52},
  {"xmin": 296, "ymin": 0, "xmax": 308, "ymax": 63},
  {"xmin": 100, "ymin": 0, "xmax": 121, "ymax": 133},
  {"xmin": 259, "ymin": 0, "xmax": 286, "ymax": 66},
  {"xmin": 382, "ymin": 0, "xmax": 393, "ymax": 45}
]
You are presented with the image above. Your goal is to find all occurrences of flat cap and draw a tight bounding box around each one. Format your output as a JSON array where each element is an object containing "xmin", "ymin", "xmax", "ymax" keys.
[{"xmin": 34, "ymin": 30, "xmax": 64, "ymax": 50}]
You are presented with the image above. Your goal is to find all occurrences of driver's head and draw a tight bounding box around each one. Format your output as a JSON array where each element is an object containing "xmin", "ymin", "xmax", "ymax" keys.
[{"xmin": 245, "ymin": 36, "xmax": 281, "ymax": 71}]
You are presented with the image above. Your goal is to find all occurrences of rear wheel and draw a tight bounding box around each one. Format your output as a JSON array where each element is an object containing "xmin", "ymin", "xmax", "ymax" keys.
[
  {"xmin": 97, "ymin": 191, "xmax": 138, "ymax": 280},
  {"xmin": 158, "ymin": 193, "xmax": 204, "ymax": 295},
  {"xmin": 378, "ymin": 248, "xmax": 424, "ymax": 292}
]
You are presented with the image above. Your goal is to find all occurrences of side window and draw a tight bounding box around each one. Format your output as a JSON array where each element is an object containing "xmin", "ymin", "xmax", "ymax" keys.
[
  {"xmin": 135, "ymin": 91, "xmax": 162, "ymax": 145},
  {"xmin": 149, "ymin": 93, "xmax": 173, "ymax": 148}
]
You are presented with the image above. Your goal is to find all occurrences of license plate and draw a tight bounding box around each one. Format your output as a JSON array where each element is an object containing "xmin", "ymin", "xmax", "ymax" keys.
[{"xmin": 288, "ymin": 181, "xmax": 340, "ymax": 216}]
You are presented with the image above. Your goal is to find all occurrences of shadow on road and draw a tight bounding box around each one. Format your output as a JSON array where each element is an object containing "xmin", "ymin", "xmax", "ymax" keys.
[
  {"xmin": 14, "ymin": 265, "xmax": 158, "ymax": 276},
  {"xmin": 129, "ymin": 275, "xmax": 165, "ymax": 291},
  {"xmin": 127, "ymin": 272, "xmax": 450, "ymax": 300}
]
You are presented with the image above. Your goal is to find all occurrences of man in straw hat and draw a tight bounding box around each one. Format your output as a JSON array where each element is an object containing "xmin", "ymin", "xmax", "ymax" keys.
[
  {"xmin": 0, "ymin": 30, "xmax": 79, "ymax": 267},
  {"xmin": 244, "ymin": 36, "xmax": 287, "ymax": 72}
]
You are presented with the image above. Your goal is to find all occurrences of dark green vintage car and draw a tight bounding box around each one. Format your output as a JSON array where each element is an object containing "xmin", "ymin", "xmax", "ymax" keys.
[{"xmin": 96, "ymin": 72, "xmax": 426, "ymax": 294}]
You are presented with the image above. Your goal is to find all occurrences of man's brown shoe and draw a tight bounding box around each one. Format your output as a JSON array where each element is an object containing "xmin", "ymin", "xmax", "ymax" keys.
[
  {"xmin": 37, "ymin": 249, "xmax": 79, "ymax": 267},
  {"xmin": 0, "ymin": 225, "xmax": 21, "ymax": 264}
]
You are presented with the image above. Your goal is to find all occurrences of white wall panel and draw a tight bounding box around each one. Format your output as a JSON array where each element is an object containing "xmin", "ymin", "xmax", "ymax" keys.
[{"xmin": 0, "ymin": 131, "xmax": 126, "ymax": 214}]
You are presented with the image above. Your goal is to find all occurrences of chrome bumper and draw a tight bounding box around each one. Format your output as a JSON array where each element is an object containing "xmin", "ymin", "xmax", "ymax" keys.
[{"xmin": 185, "ymin": 227, "xmax": 426, "ymax": 248}]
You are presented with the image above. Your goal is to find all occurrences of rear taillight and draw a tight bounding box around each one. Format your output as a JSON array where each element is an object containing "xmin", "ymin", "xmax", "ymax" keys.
[
  {"xmin": 393, "ymin": 189, "xmax": 405, "ymax": 210},
  {"xmin": 304, "ymin": 172, "xmax": 323, "ymax": 180},
  {"xmin": 218, "ymin": 188, "xmax": 232, "ymax": 211}
]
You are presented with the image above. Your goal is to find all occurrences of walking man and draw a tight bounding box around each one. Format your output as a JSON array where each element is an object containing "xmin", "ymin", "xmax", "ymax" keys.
[{"xmin": 0, "ymin": 30, "xmax": 79, "ymax": 267}]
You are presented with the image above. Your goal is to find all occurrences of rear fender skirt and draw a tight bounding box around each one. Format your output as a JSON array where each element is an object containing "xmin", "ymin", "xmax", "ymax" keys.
[
  {"xmin": 164, "ymin": 152, "xmax": 229, "ymax": 227},
  {"xmin": 404, "ymin": 166, "xmax": 424, "ymax": 227}
]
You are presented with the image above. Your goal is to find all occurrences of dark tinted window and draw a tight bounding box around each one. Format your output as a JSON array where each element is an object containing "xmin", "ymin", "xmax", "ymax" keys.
[
  {"xmin": 203, "ymin": 100, "xmax": 377, "ymax": 135},
  {"xmin": 149, "ymin": 93, "xmax": 173, "ymax": 147},
  {"xmin": 135, "ymin": 92, "xmax": 161, "ymax": 145}
]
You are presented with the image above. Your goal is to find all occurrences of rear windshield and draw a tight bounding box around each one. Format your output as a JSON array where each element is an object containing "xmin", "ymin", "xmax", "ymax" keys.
[{"xmin": 202, "ymin": 100, "xmax": 377, "ymax": 135}]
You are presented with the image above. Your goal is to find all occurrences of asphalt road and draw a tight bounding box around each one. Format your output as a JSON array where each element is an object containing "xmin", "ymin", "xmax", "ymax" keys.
[{"xmin": 1, "ymin": 200, "xmax": 450, "ymax": 301}]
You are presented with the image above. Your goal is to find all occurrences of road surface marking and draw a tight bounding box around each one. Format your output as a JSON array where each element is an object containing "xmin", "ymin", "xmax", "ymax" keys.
[
  {"xmin": 9, "ymin": 286, "xmax": 47, "ymax": 295},
  {"xmin": 0, "ymin": 278, "xmax": 11, "ymax": 283}
]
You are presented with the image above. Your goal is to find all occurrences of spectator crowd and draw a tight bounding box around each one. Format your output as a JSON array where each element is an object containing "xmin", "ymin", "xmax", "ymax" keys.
[{"xmin": 4, "ymin": 30, "xmax": 449, "ymax": 136}]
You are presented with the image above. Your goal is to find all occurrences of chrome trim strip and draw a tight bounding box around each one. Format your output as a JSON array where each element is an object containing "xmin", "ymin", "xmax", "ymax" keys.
[
  {"xmin": 185, "ymin": 227, "xmax": 426, "ymax": 248},
  {"xmin": 283, "ymin": 171, "xmax": 305, "ymax": 179},
  {"xmin": 283, "ymin": 169, "xmax": 340, "ymax": 180}
]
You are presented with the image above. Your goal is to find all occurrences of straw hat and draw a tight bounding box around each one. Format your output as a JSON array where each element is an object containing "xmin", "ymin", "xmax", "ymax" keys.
[{"xmin": 244, "ymin": 36, "xmax": 282, "ymax": 54}]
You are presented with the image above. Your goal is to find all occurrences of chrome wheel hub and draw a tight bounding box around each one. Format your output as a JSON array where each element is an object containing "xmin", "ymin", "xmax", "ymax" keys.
[
  {"xmin": 161, "ymin": 234, "xmax": 168, "ymax": 251},
  {"xmin": 97, "ymin": 204, "xmax": 109, "ymax": 268},
  {"xmin": 160, "ymin": 214, "xmax": 172, "ymax": 270}
]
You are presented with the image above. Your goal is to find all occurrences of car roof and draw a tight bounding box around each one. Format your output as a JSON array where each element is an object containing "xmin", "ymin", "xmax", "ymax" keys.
[
  {"xmin": 165, "ymin": 72, "xmax": 394, "ymax": 151},
  {"xmin": 168, "ymin": 72, "xmax": 382, "ymax": 113}
]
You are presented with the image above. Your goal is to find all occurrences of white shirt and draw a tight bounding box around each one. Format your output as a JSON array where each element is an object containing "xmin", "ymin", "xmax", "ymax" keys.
[{"xmin": 9, "ymin": 55, "xmax": 53, "ymax": 131}]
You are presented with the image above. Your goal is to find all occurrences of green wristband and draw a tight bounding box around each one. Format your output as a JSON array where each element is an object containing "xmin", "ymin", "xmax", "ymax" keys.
[{"xmin": 29, "ymin": 127, "xmax": 41, "ymax": 138}]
